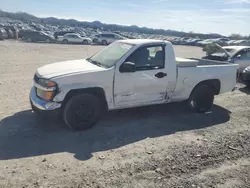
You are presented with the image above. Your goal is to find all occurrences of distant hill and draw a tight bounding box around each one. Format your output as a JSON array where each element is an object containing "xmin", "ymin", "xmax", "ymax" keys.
[
  {"xmin": 0, "ymin": 10, "xmax": 40, "ymax": 22},
  {"xmin": 0, "ymin": 9, "xmax": 226, "ymax": 39}
]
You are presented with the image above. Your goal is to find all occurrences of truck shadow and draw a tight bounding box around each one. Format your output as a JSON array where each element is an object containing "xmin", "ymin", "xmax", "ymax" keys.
[{"xmin": 0, "ymin": 102, "xmax": 231, "ymax": 161}]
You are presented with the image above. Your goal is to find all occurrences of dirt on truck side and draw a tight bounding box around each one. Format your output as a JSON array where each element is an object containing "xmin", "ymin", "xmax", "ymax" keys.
[{"xmin": 0, "ymin": 41, "xmax": 249, "ymax": 188}]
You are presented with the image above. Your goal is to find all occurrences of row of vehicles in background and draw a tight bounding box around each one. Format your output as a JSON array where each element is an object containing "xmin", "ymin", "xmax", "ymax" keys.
[
  {"xmin": 171, "ymin": 37, "xmax": 250, "ymax": 47},
  {"xmin": 17, "ymin": 30, "xmax": 126, "ymax": 45},
  {"xmin": 0, "ymin": 26, "xmax": 17, "ymax": 40},
  {"xmin": 2, "ymin": 26, "xmax": 249, "ymax": 48}
]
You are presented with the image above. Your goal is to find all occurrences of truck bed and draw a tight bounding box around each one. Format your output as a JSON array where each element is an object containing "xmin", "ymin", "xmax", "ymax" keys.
[{"xmin": 176, "ymin": 57, "xmax": 229, "ymax": 67}]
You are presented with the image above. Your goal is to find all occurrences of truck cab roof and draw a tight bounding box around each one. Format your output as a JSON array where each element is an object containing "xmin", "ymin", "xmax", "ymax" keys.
[{"xmin": 120, "ymin": 39, "xmax": 169, "ymax": 45}]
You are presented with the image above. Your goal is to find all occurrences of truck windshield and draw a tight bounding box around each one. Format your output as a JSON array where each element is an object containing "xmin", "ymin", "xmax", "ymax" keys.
[{"xmin": 88, "ymin": 42, "xmax": 134, "ymax": 68}]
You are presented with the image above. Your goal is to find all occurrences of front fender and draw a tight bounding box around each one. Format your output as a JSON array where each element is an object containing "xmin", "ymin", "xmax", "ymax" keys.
[{"xmin": 53, "ymin": 83, "xmax": 114, "ymax": 109}]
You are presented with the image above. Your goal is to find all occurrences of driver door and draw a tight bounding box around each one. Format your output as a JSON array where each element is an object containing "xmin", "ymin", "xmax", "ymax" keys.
[{"xmin": 114, "ymin": 44, "xmax": 169, "ymax": 108}]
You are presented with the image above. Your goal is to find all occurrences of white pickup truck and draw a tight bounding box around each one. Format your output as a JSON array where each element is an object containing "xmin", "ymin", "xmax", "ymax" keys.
[{"xmin": 30, "ymin": 39, "xmax": 238, "ymax": 130}]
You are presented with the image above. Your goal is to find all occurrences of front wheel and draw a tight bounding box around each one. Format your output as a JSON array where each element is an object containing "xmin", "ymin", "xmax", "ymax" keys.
[
  {"xmin": 63, "ymin": 94, "xmax": 101, "ymax": 131},
  {"xmin": 102, "ymin": 40, "xmax": 108, "ymax": 45},
  {"xmin": 27, "ymin": 38, "xmax": 32, "ymax": 42},
  {"xmin": 45, "ymin": 39, "xmax": 51, "ymax": 43},
  {"xmin": 62, "ymin": 39, "xmax": 68, "ymax": 44},
  {"xmin": 82, "ymin": 40, "xmax": 88, "ymax": 45},
  {"xmin": 188, "ymin": 85, "xmax": 214, "ymax": 113}
]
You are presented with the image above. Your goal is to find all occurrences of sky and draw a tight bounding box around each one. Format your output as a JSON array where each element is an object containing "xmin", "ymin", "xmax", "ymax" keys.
[{"xmin": 1, "ymin": 0, "xmax": 250, "ymax": 36}]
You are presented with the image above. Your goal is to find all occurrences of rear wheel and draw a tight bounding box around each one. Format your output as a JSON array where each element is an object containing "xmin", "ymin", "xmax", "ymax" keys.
[
  {"xmin": 245, "ymin": 81, "xmax": 250, "ymax": 87},
  {"xmin": 102, "ymin": 40, "xmax": 108, "ymax": 45},
  {"xmin": 62, "ymin": 39, "xmax": 68, "ymax": 44},
  {"xmin": 63, "ymin": 94, "xmax": 101, "ymax": 131},
  {"xmin": 27, "ymin": 38, "xmax": 32, "ymax": 42},
  {"xmin": 188, "ymin": 85, "xmax": 214, "ymax": 113},
  {"xmin": 82, "ymin": 40, "xmax": 88, "ymax": 45},
  {"xmin": 45, "ymin": 39, "xmax": 51, "ymax": 43}
]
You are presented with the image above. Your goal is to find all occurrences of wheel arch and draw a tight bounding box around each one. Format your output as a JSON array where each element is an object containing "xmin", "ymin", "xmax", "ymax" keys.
[
  {"xmin": 62, "ymin": 87, "xmax": 109, "ymax": 112},
  {"xmin": 190, "ymin": 79, "xmax": 221, "ymax": 98}
]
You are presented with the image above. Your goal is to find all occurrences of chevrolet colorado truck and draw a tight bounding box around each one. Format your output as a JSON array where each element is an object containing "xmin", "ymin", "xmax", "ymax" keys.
[{"xmin": 30, "ymin": 39, "xmax": 238, "ymax": 130}]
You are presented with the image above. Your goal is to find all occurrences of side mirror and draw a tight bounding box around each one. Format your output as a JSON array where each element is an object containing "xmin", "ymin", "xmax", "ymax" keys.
[
  {"xmin": 237, "ymin": 54, "xmax": 241, "ymax": 59},
  {"xmin": 120, "ymin": 62, "xmax": 136, "ymax": 73}
]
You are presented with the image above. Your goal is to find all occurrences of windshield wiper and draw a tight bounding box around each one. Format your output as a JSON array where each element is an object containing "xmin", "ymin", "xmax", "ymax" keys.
[{"xmin": 86, "ymin": 58, "xmax": 105, "ymax": 68}]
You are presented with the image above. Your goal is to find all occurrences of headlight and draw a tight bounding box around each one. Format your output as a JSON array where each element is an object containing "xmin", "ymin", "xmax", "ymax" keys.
[
  {"xmin": 38, "ymin": 78, "xmax": 57, "ymax": 88},
  {"xmin": 34, "ymin": 75, "xmax": 58, "ymax": 101}
]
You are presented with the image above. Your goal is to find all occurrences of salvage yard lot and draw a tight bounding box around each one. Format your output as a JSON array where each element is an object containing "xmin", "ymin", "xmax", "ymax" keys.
[{"xmin": 0, "ymin": 40, "xmax": 249, "ymax": 188}]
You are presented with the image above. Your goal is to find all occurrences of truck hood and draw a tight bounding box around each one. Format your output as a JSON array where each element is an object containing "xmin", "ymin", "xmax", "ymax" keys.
[
  {"xmin": 36, "ymin": 59, "xmax": 105, "ymax": 79},
  {"xmin": 203, "ymin": 43, "xmax": 231, "ymax": 57}
]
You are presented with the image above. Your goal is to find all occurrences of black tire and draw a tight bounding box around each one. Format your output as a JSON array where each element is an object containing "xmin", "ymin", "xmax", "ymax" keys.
[
  {"xmin": 62, "ymin": 39, "xmax": 68, "ymax": 44},
  {"xmin": 45, "ymin": 39, "xmax": 51, "ymax": 43},
  {"xmin": 27, "ymin": 38, "xmax": 32, "ymax": 42},
  {"xmin": 102, "ymin": 40, "xmax": 108, "ymax": 45},
  {"xmin": 188, "ymin": 84, "xmax": 214, "ymax": 113},
  {"xmin": 63, "ymin": 94, "xmax": 101, "ymax": 130},
  {"xmin": 245, "ymin": 81, "xmax": 250, "ymax": 87},
  {"xmin": 82, "ymin": 40, "xmax": 88, "ymax": 45}
]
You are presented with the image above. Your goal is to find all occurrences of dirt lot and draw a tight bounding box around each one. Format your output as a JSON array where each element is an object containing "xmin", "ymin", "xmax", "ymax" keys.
[{"xmin": 0, "ymin": 40, "xmax": 249, "ymax": 188}]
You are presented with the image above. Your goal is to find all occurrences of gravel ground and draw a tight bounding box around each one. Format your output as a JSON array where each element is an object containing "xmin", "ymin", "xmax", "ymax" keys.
[{"xmin": 0, "ymin": 40, "xmax": 249, "ymax": 188}]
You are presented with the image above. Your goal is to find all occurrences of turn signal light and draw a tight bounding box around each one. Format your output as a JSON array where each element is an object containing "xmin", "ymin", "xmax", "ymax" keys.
[
  {"xmin": 44, "ymin": 91, "xmax": 54, "ymax": 100},
  {"xmin": 47, "ymin": 81, "xmax": 57, "ymax": 87}
]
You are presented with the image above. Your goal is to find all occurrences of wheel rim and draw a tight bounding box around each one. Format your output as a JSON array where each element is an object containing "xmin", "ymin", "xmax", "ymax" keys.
[
  {"xmin": 74, "ymin": 104, "xmax": 94, "ymax": 123},
  {"xmin": 83, "ymin": 40, "xmax": 88, "ymax": 44},
  {"xmin": 46, "ymin": 39, "xmax": 50, "ymax": 43}
]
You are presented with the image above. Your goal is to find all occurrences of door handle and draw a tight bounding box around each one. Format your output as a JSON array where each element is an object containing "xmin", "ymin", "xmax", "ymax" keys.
[{"xmin": 155, "ymin": 72, "xmax": 167, "ymax": 78}]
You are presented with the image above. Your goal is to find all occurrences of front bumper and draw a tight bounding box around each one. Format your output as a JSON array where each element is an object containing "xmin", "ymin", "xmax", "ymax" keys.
[{"xmin": 29, "ymin": 87, "xmax": 61, "ymax": 111}]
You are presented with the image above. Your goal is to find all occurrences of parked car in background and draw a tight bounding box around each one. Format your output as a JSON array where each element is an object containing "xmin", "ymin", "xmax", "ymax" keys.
[
  {"xmin": 0, "ymin": 27, "xmax": 8, "ymax": 39},
  {"xmin": 226, "ymin": 40, "xmax": 237, "ymax": 46},
  {"xmin": 30, "ymin": 39, "xmax": 238, "ymax": 130},
  {"xmin": 0, "ymin": 31, "xmax": 3, "ymax": 40},
  {"xmin": 241, "ymin": 66, "xmax": 250, "ymax": 87},
  {"xmin": 179, "ymin": 37, "xmax": 191, "ymax": 45},
  {"xmin": 214, "ymin": 38, "xmax": 230, "ymax": 46},
  {"xmin": 20, "ymin": 30, "xmax": 55, "ymax": 43},
  {"xmin": 18, "ymin": 30, "xmax": 36, "ymax": 40},
  {"xmin": 54, "ymin": 31, "xmax": 76, "ymax": 39},
  {"xmin": 57, "ymin": 33, "xmax": 92, "ymax": 44},
  {"xmin": 92, "ymin": 33, "xmax": 126, "ymax": 45},
  {"xmin": 204, "ymin": 45, "xmax": 250, "ymax": 72},
  {"xmin": 233, "ymin": 40, "xmax": 250, "ymax": 46},
  {"xmin": 185, "ymin": 39, "xmax": 202, "ymax": 46},
  {"xmin": 4, "ymin": 26, "xmax": 18, "ymax": 39},
  {"xmin": 197, "ymin": 39, "xmax": 215, "ymax": 46},
  {"xmin": 4, "ymin": 28, "xmax": 14, "ymax": 39},
  {"xmin": 224, "ymin": 46, "xmax": 250, "ymax": 72}
]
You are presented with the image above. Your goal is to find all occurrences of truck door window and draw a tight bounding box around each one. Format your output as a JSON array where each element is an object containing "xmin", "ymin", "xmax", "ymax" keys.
[{"xmin": 126, "ymin": 45, "xmax": 165, "ymax": 71}]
